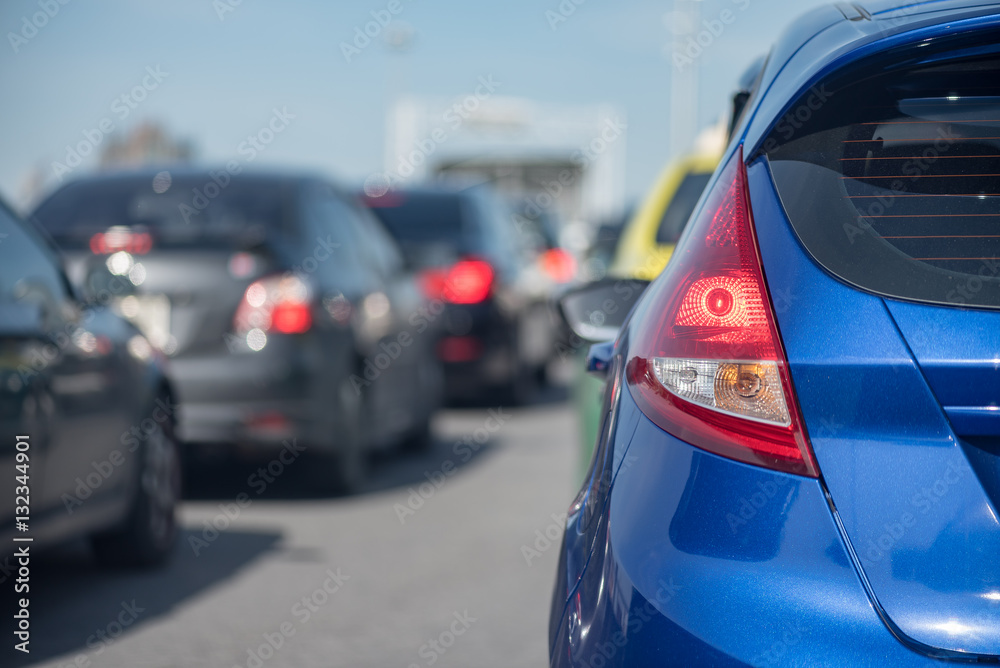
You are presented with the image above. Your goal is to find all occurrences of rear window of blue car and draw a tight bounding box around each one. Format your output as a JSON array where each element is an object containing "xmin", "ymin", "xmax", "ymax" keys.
[{"xmin": 761, "ymin": 39, "xmax": 1000, "ymax": 309}]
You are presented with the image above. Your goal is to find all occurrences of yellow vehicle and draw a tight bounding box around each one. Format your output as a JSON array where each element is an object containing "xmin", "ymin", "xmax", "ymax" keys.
[
  {"xmin": 609, "ymin": 149, "xmax": 721, "ymax": 281},
  {"xmin": 573, "ymin": 144, "xmax": 722, "ymax": 477}
]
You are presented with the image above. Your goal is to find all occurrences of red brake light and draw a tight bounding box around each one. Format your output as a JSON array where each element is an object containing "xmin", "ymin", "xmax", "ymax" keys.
[
  {"xmin": 626, "ymin": 147, "xmax": 818, "ymax": 477},
  {"xmin": 271, "ymin": 302, "xmax": 312, "ymax": 334},
  {"xmin": 233, "ymin": 274, "xmax": 313, "ymax": 344},
  {"xmin": 420, "ymin": 258, "xmax": 494, "ymax": 304},
  {"xmin": 539, "ymin": 247, "xmax": 577, "ymax": 283},
  {"xmin": 89, "ymin": 227, "xmax": 152, "ymax": 255}
]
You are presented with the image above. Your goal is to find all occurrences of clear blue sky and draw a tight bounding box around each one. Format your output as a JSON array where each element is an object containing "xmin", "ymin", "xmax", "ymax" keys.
[{"xmin": 0, "ymin": 0, "xmax": 829, "ymax": 212}]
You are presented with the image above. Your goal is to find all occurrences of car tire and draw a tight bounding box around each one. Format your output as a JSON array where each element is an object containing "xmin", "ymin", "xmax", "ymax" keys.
[
  {"xmin": 312, "ymin": 377, "xmax": 369, "ymax": 495},
  {"xmin": 91, "ymin": 393, "xmax": 181, "ymax": 569},
  {"xmin": 400, "ymin": 416, "xmax": 433, "ymax": 453},
  {"xmin": 500, "ymin": 362, "xmax": 537, "ymax": 407},
  {"xmin": 401, "ymin": 358, "xmax": 440, "ymax": 453}
]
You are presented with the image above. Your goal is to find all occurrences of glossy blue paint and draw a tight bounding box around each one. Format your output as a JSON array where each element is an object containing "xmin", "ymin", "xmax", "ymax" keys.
[
  {"xmin": 885, "ymin": 300, "xmax": 1000, "ymax": 436},
  {"xmin": 585, "ymin": 340, "xmax": 615, "ymax": 379},
  {"xmin": 750, "ymin": 157, "xmax": 1000, "ymax": 657},
  {"xmin": 550, "ymin": 3, "xmax": 1000, "ymax": 664},
  {"xmin": 551, "ymin": 388, "xmax": 940, "ymax": 667}
]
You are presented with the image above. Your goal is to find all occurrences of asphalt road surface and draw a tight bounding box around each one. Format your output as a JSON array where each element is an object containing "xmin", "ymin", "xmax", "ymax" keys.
[{"xmin": 13, "ymin": 387, "xmax": 581, "ymax": 668}]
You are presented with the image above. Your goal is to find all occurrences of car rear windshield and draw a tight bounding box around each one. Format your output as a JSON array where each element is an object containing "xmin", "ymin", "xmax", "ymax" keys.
[
  {"xmin": 761, "ymin": 39, "xmax": 1000, "ymax": 309},
  {"xmin": 362, "ymin": 192, "xmax": 466, "ymax": 246},
  {"xmin": 655, "ymin": 172, "xmax": 712, "ymax": 245},
  {"xmin": 31, "ymin": 174, "xmax": 292, "ymax": 249}
]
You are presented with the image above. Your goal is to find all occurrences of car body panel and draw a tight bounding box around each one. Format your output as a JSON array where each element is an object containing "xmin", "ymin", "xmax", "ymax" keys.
[
  {"xmin": 552, "ymin": 2, "xmax": 1000, "ymax": 663},
  {"xmin": 551, "ymin": 388, "xmax": 937, "ymax": 667},
  {"xmin": 0, "ymin": 206, "xmax": 170, "ymax": 552},
  {"xmin": 750, "ymin": 156, "xmax": 1000, "ymax": 655}
]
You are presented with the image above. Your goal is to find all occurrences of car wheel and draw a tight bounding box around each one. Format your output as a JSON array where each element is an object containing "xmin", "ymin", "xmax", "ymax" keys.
[
  {"xmin": 401, "ymin": 358, "xmax": 440, "ymax": 453},
  {"xmin": 400, "ymin": 416, "xmax": 433, "ymax": 453},
  {"xmin": 91, "ymin": 394, "xmax": 181, "ymax": 568},
  {"xmin": 500, "ymin": 362, "xmax": 537, "ymax": 407},
  {"xmin": 312, "ymin": 377, "xmax": 369, "ymax": 494}
]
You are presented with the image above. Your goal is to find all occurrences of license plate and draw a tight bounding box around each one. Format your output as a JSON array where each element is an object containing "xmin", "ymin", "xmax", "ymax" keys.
[{"xmin": 116, "ymin": 294, "xmax": 171, "ymax": 351}]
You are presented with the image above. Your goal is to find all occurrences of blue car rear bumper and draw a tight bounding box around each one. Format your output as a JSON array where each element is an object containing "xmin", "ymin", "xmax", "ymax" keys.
[{"xmin": 549, "ymin": 387, "xmax": 943, "ymax": 667}]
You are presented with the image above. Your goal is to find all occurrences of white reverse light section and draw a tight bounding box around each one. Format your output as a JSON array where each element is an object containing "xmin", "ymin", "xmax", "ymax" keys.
[{"xmin": 651, "ymin": 357, "xmax": 791, "ymax": 426}]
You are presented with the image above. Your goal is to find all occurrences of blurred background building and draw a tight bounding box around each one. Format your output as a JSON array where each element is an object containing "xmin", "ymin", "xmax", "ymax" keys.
[{"xmin": 385, "ymin": 97, "xmax": 626, "ymax": 232}]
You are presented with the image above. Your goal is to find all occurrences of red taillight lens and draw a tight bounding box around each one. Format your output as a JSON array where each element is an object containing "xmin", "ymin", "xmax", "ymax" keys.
[
  {"xmin": 436, "ymin": 336, "xmax": 484, "ymax": 362},
  {"xmin": 539, "ymin": 247, "xmax": 577, "ymax": 283},
  {"xmin": 233, "ymin": 274, "xmax": 313, "ymax": 342},
  {"xmin": 419, "ymin": 258, "xmax": 495, "ymax": 304},
  {"xmin": 89, "ymin": 227, "xmax": 152, "ymax": 255},
  {"xmin": 626, "ymin": 147, "xmax": 818, "ymax": 477},
  {"xmin": 271, "ymin": 301, "xmax": 313, "ymax": 334}
]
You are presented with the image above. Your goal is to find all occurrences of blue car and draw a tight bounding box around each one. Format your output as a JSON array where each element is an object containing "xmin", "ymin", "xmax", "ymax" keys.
[{"xmin": 550, "ymin": 2, "xmax": 1000, "ymax": 665}]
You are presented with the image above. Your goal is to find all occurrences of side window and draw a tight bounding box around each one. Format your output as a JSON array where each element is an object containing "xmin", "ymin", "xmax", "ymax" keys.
[
  {"xmin": 468, "ymin": 193, "xmax": 521, "ymax": 276},
  {"xmin": 0, "ymin": 206, "xmax": 72, "ymax": 329},
  {"xmin": 347, "ymin": 196, "xmax": 405, "ymax": 279},
  {"xmin": 299, "ymin": 185, "xmax": 366, "ymax": 286}
]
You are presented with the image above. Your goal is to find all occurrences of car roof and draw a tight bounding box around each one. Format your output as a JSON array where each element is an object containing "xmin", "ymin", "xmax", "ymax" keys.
[
  {"xmin": 737, "ymin": 1, "xmax": 1000, "ymax": 153},
  {"xmin": 363, "ymin": 183, "xmax": 481, "ymax": 200},
  {"xmin": 52, "ymin": 166, "xmax": 329, "ymax": 190}
]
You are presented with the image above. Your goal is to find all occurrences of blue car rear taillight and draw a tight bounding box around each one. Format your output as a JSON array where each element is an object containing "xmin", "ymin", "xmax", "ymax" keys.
[{"xmin": 625, "ymin": 147, "xmax": 819, "ymax": 477}]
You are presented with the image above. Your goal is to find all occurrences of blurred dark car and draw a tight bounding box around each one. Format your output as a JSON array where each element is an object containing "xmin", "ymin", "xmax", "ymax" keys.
[
  {"xmin": 30, "ymin": 169, "xmax": 441, "ymax": 492},
  {"xmin": 361, "ymin": 185, "xmax": 556, "ymax": 404},
  {"xmin": 0, "ymin": 200, "xmax": 180, "ymax": 567}
]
